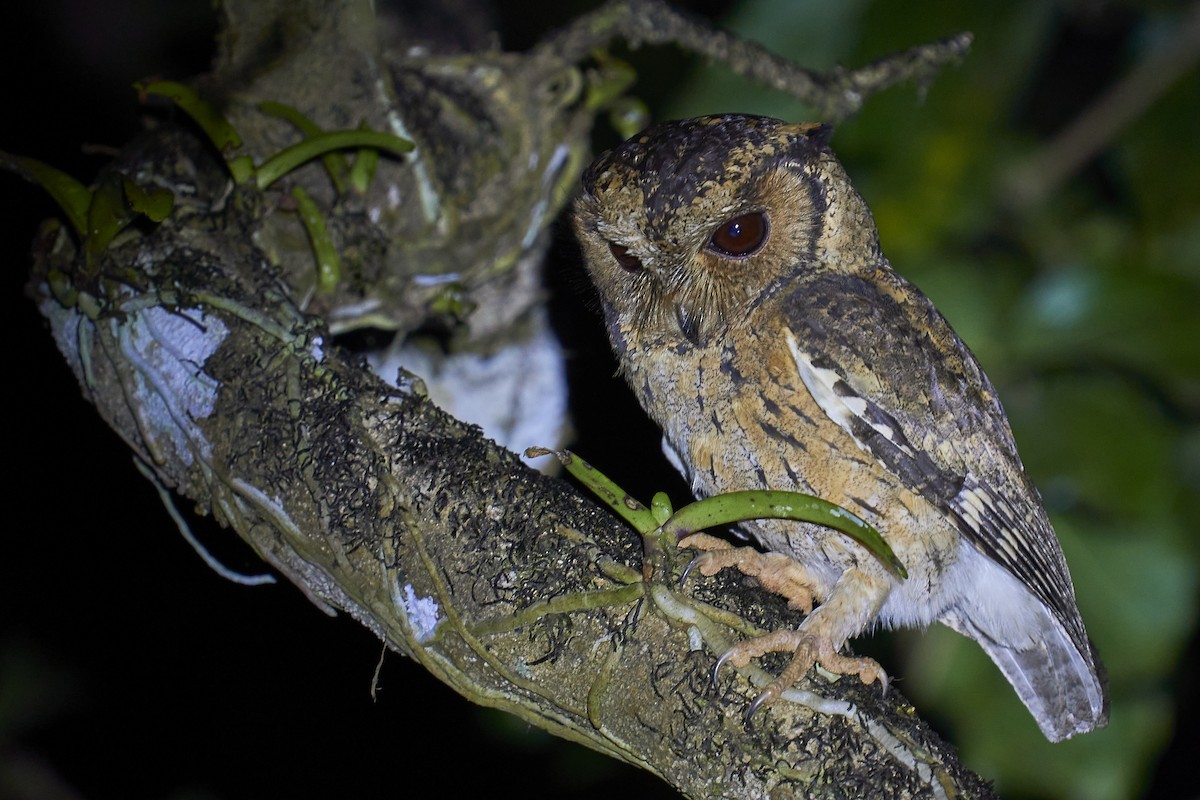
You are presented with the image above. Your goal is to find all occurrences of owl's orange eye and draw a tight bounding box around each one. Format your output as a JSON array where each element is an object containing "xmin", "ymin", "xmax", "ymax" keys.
[
  {"xmin": 609, "ymin": 242, "xmax": 644, "ymax": 272},
  {"xmin": 708, "ymin": 212, "xmax": 768, "ymax": 257}
]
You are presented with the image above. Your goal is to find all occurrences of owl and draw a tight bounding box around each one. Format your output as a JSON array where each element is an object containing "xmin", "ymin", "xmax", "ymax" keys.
[{"xmin": 573, "ymin": 115, "xmax": 1108, "ymax": 741}]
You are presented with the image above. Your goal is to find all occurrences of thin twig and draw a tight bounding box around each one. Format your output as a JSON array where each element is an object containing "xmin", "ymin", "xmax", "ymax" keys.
[
  {"xmin": 1006, "ymin": 2, "xmax": 1200, "ymax": 207},
  {"xmin": 539, "ymin": 0, "xmax": 972, "ymax": 121}
]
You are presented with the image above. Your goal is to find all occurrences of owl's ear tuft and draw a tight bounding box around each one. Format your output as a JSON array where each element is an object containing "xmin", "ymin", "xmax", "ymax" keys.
[
  {"xmin": 786, "ymin": 122, "xmax": 834, "ymax": 149},
  {"xmin": 581, "ymin": 162, "xmax": 602, "ymax": 196}
]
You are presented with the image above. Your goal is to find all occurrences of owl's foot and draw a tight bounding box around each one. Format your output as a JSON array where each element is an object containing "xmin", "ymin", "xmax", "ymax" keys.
[
  {"xmin": 679, "ymin": 533, "xmax": 816, "ymax": 613},
  {"xmin": 680, "ymin": 535, "xmax": 886, "ymax": 716},
  {"xmin": 716, "ymin": 629, "xmax": 887, "ymax": 718}
]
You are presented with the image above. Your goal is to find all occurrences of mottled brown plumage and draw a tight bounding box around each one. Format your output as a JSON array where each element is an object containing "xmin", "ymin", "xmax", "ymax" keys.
[{"xmin": 574, "ymin": 114, "xmax": 1107, "ymax": 741}]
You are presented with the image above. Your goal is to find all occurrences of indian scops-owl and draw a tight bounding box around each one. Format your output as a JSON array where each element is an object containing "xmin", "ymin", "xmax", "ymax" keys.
[{"xmin": 573, "ymin": 114, "xmax": 1107, "ymax": 741}]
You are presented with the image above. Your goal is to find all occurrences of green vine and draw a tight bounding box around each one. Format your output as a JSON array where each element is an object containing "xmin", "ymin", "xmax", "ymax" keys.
[{"xmin": 525, "ymin": 447, "xmax": 906, "ymax": 579}]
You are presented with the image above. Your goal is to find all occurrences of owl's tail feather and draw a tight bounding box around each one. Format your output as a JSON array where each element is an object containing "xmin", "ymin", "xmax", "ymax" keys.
[{"xmin": 943, "ymin": 608, "xmax": 1108, "ymax": 742}]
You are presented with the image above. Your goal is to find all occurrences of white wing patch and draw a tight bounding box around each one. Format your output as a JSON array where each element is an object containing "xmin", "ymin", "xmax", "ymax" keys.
[
  {"xmin": 661, "ymin": 435, "xmax": 695, "ymax": 488},
  {"xmin": 955, "ymin": 484, "xmax": 987, "ymax": 533},
  {"xmin": 786, "ymin": 331, "xmax": 916, "ymax": 459}
]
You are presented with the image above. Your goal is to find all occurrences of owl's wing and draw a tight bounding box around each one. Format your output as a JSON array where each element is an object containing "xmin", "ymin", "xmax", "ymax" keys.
[{"xmin": 777, "ymin": 267, "xmax": 1089, "ymax": 654}]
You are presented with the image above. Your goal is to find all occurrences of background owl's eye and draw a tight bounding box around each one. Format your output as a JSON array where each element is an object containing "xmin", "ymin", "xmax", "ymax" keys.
[
  {"xmin": 708, "ymin": 212, "xmax": 768, "ymax": 257},
  {"xmin": 608, "ymin": 242, "xmax": 644, "ymax": 272}
]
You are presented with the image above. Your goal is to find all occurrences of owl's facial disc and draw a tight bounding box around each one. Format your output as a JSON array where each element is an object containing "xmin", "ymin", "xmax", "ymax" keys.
[
  {"xmin": 577, "ymin": 115, "xmax": 837, "ymax": 350},
  {"xmin": 596, "ymin": 209, "xmax": 773, "ymax": 347}
]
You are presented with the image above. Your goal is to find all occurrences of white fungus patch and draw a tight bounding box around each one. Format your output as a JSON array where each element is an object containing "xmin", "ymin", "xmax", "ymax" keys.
[
  {"xmin": 120, "ymin": 306, "xmax": 228, "ymax": 464},
  {"xmin": 41, "ymin": 296, "xmax": 227, "ymax": 468},
  {"xmin": 42, "ymin": 299, "xmax": 85, "ymax": 382},
  {"xmin": 398, "ymin": 583, "xmax": 444, "ymax": 644}
]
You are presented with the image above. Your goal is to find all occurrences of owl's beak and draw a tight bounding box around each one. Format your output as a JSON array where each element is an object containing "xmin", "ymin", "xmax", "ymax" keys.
[{"xmin": 673, "ymin": 303, "xmax": 703, "ymax": 346}]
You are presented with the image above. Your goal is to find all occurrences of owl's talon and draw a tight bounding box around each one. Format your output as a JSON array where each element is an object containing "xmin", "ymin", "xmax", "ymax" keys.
[
  {"xmin": 678, "ymin": 533, "xmax": 734, "ymax": 587},
  {"xmin": 746, "ymin": 687, "xmax": 777, "ymax": 723},
  {"xmin": 679, "ymin": 556, "xmax": 702, "ymax": 587},
  {"xmin": 712, "ymin": 648, "xmax": 735, "ymax": 688},
  {"xmin": 710, "ymin": 628, "xmax": 886, "ymax": 718}
]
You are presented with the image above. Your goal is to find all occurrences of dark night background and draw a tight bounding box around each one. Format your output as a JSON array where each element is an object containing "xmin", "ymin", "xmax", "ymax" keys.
[{"xmin": 3, "ymin": 2, "xmax": 1197, "ymax": 798}]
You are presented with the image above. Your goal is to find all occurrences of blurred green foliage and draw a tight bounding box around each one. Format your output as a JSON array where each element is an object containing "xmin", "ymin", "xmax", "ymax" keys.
[{"xmin": 660, "ymin": 1, "xmax": 1198, "ymax": 797}]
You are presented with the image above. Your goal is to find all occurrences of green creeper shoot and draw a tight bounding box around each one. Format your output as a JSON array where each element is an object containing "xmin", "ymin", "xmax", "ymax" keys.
[
  {"xmin": 608, "ymin": 97, "xmax": 651, "ymax": 141},
  {"xmin": 650, "ymin": 492, "xmax": 673, "ymax": 525},
  {"xmin": 253, "ymin": 129, "xmax": 414, "ymax": 190},
  {"xmin": 348, "ymin": 123, "xmax": 381, "ymax": 194},
  {"xmin": 583, "ymin": 51, "xmax": 649, "ymax": 140},
  {"xmin": 259, "ymin": 101, "xmax": 352, "ymax": 194},
  {"xmin": 290, "ymin": 186, "xmax": 341, "ymax": 294},
  {"xmin": 526, "ymin": 447, "xmax": 906, "ymax": 580},
  {"xmin": 136, "ymin": 81, "xmax": 243, "ymax": 152},
  {"xmin": 525, "ymin": 447, "xmax": 660, "ymax": 534},
  {"xmin": 427, "ymin": 282, "xmax": 477, "ymax": 321},
  {"xmin": 138, "ymin": 83, "xmax": 412, "ymax": 189},
  {"xmin": 584, "ymin": 51, "xmax": 638, "ymax": 111},
  {"xmin": 84, "ymin": 174, "xmax": 176, "ymax": 262}
]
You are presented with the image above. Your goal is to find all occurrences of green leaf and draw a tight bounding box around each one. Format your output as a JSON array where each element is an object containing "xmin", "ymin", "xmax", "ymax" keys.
[
  {"xmin": 121, "ymin": 177, "xmax": 174, "ymax": 222},
  {"xmin": 136, "ymin": 80, "xmax": 242, "ymax": 152},
  {"xmin": 86, "ymin": 173, "xmax": 136, "ymax": 258},
  {"xmin": 1, "ymin": 151, "xmax": 91, "ymax": 235}
]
